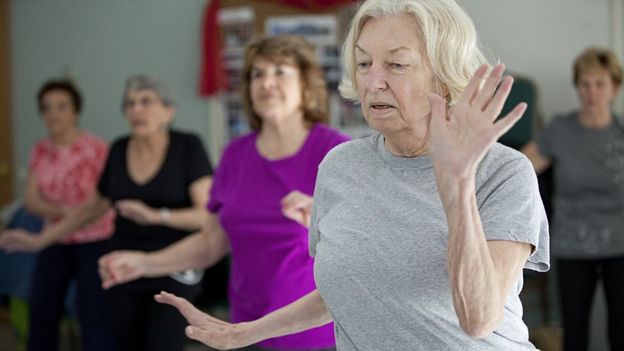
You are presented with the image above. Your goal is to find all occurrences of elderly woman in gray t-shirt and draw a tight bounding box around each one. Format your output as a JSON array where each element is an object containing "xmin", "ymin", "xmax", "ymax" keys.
[
  {"xmin": 523, "ymin": 47, "xmax": 624, "ymax": 351},
  {"xmin": 151, "ymin": 0, "xmax": 550, "ymax": 350}
]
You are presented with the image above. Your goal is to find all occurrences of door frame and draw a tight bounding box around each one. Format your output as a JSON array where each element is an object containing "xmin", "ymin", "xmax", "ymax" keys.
[
  {"xmin": 610, "ymin": 0, "xmax": 624, "ymax": 115},
  {"xmin": 0, "ymin": 0, "xmax": 14, "ymax": 208}
]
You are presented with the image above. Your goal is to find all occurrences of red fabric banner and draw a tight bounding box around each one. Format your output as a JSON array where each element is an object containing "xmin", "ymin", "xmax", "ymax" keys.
[{"xmin": 199, "ymin": 0, "xmax": 228, "ymax": 97}]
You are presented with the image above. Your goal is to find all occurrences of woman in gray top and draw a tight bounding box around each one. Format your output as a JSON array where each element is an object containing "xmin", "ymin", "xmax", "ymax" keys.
[
  {"xmin": 152, "ymin": 0, "xmax": 550, "ymax": 350},
  {"xmin": 523, "ymin": 48, "xmax": 624, "ymax": 351}
]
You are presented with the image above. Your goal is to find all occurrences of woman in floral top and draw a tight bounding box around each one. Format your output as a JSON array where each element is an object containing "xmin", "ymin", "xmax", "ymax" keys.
[{"xmin": 0, "ymin": 80, "xmax": 116, "ymax": 351}]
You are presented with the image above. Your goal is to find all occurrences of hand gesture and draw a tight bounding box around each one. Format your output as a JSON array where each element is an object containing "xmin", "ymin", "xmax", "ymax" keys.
[
  {"xmin": 281, "ymin": 190, "xmax": 313, "ymax": 228},
  {"xmin": 155, "ymin": 291, "xmax": 256, "ymax": 349},
  {"xmin": 98, "ymin": 250, "xmax": 147, "ymax": 289},
  {"xmin": 116, "ymin": 200, "xmax": 159, "ymax": 225},
  {"xmin": 0, "ymin": 229, "xmax": 48, "ymax": 253},
  {"xmin": 427, "ymin": 64, "xmax": 527, "ymax": 179}
]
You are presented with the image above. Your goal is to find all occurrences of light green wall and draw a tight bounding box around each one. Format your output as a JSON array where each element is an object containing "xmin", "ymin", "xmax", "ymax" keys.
[{"xmin": 10, "ymin": 0, "xmax": 215, "ymax": 194}]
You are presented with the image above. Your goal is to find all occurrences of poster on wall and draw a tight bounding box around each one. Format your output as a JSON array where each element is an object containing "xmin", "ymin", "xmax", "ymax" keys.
[
  {"xmin": 219, "ymin": 6, "xmax": 255, "ymax": 139},
  {"xmin": 265, "ymin": 15, "xmax": 337, "ymax": 46}
]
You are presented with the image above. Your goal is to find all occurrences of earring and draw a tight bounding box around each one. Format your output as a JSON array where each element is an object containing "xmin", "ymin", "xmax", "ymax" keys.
[{"xmin": 445, "ymin": 94, "xmax": 454, "ymax": 109}]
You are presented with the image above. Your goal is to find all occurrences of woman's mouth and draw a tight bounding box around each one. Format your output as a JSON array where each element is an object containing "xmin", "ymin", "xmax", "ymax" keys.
[{"xmin": 370, "ymin": 103, "xmax": 394, "ymax": 110}]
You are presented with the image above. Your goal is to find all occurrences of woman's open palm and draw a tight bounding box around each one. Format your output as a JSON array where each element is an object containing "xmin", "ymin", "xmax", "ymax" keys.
[
  {"xmin": 155, "ymin": 291, "xmax": 255, "ymax": 350},
  {"xmin": 428, "ymin": 64, "xmax": 527, "ymax": 178}
]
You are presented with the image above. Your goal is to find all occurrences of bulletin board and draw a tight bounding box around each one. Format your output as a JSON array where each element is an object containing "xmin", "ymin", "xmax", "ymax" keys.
[
  {"xmin": 220, "ymin": 0, "xmax": 354, "ymax": 35},
  {"xmin": 218, "ymin": 0, "xmax": 371, "ymax": 139}
]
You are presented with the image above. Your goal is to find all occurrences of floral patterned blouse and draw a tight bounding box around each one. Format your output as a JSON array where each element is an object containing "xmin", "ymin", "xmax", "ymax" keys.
[{"xmin": 29, "ymin": 132, "xmax": 114, "ymax": 244}]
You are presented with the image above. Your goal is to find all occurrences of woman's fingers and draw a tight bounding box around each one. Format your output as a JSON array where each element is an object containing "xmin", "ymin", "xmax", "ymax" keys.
[
  {"xmin": 485, "ymin": 75, "xmax": 515, "ymax": 120},
  {"xmin": 98, "ymin": 251, "xmax": 142, "ymax": 288},
  {"xmin": 280, "ymin": 190, "xmax": 309, "ymax": 207},
  {"xmin": 156, "ymin": 291, "xmax": 229, "ymax": 327},
  {"xmin": 473, "ymin": 64, "xmax": 505, "ymax": 111},
  {"xmin": 155, "ymin": 291, "xmax": 203, "ymax": 322},
  {"xmin": 0, "ymin": 230, "xmax": 32, "ymax": 252},
  {"xmin": 456, "ymin": 63, "xmax": 521, "ymax": 125},
  {"xmin": 281, "ymin": 191, "xmax": 313, "ymax": 226},
  {"xmin": 156, "ymin": 291, "xmax": 254, "ymax": 349},
  {"xmin": 459, "ymin": 64, "xmax": 489, "ymax": 106},
  {"xmin": 493, "ymin": 103, "xmax": 527, "ymax": 139},
  {"xmin": 428, "ymin": 93, "xmax": 447, "ymax": 121}
]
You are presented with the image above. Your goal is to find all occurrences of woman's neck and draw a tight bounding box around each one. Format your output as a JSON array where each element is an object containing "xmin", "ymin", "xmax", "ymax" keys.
[
  {"xmin": 50, "ymin": 127, "xmax": 81, "ymax": 147},
  {"xmin": 130, "ymin": 131, "xmax": 169, "ymax": 154},
  {"xmin": 578, "ymin": 107, "xmax": 612, "ymax": 129},
  {"xmin": 383, "ymin": 129, "xmax": 429, "ymax": 158},
  {"xmin": 256, "ymin": 118, "xmax": 311, "ymax": 160}
]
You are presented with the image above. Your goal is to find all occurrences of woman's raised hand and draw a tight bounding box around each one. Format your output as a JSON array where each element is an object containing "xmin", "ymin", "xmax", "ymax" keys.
[{"xmin": 427, "ymin": 63, "xmax": 527, "ymax": 179}]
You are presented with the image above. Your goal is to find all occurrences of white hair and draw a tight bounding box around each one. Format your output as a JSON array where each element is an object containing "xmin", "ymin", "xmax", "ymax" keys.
[{"xmin": 339, "ymin": 0, "xmax": 489, "ymax": 105}]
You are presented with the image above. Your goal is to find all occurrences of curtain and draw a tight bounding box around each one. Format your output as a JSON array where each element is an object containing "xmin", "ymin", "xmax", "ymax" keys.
[{"xmin": 199, "ymin": 0, "xmax": 228, "ymax": 97}]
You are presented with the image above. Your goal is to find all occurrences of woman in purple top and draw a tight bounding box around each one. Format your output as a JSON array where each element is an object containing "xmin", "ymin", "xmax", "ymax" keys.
[{"xmin": 98, "ymin": 34, "xmax": 349, "ymax": 351}]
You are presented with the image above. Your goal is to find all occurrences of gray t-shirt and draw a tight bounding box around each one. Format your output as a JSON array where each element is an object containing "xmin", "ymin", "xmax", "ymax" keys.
[
  {"xmin": 310, "ymin": 133, "xmax": 550, "ymax": 351},
  {"xmin": 537, "ymin": 112, "xmax": 624, "ymax": 258}
]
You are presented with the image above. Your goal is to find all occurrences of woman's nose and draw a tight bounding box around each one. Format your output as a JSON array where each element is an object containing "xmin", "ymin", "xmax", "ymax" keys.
[
  {"xmin": 260, "ymin": 74, "xmax": 277, "ymax": 89},
  {"xmin": 366, "ymin": 66, "xmax": 388, "ymax": 92}
]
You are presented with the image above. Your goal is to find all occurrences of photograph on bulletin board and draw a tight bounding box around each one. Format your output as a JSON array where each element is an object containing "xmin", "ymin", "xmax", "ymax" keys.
[{"xmin": 219, "ymin": 6, "xmax": 255, "ymax": 139}]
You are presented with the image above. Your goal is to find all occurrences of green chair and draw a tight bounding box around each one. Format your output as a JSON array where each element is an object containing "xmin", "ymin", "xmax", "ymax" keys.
[{"xmin": 498, "ymin": 74, "xmax": 539, "ymax": 150}]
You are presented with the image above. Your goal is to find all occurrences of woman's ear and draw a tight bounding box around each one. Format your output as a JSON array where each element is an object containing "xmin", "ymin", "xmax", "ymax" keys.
[
  {"xmin": 166, "ymin": 106, "xmax": 176, "ymax": 120},
  {"xmin": 163, "ymin": 106, "xmax": 176, "ymax": 129},
  {"xmin": 612, "ymin": 84, "xmax": 621, "ymax": 101},
  {"xmin": 435, "ymin": 81, "xmax": 451, "ymax": 106}
]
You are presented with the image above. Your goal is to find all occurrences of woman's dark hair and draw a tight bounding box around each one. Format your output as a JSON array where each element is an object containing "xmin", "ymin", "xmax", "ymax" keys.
[{"xmin": 37, "ymin": 79, "xmax": 83, "ymax": 113}]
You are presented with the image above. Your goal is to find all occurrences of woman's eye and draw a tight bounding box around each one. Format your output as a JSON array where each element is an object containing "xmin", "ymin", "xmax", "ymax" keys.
[
  {"xmin": 356, "ymin": 62, "xmax": 371, "ymax": 70},
  {"xmin": 390, "ymin": 63, "xmax": 407, "ymax": 70}
]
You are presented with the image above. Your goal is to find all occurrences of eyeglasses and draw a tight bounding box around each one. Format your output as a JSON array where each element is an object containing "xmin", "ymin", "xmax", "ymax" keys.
[{"xmin": 122, "ymin": 96, "xmax": 161, "ymax": 110}]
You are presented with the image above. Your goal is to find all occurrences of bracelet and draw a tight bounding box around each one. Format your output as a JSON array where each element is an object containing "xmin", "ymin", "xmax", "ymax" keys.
[{"xmin": 160, "ymin": 207, "xmax": 171, "ymax": 222}]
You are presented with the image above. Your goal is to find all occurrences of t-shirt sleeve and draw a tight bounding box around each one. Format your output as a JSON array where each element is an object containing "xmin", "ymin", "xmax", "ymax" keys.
[
  {"xmin": 183, "ymin": 133, "xmax": 213, "ymax": 185},
  {"xmin": 478, "ymin": 155, "xmax": 550, "ymax": 272}
]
